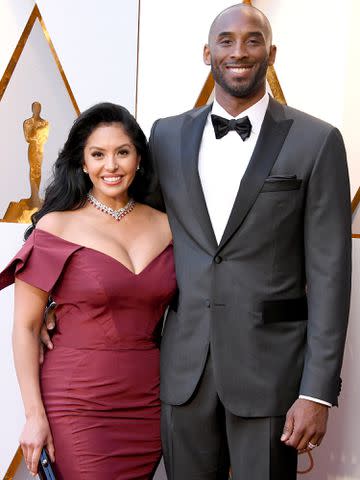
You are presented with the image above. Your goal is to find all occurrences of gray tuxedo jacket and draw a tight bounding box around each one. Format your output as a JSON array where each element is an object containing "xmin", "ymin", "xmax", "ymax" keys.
[{"xmin": 149, "ymin": 97, "xmax": 351, "ymax": 417}]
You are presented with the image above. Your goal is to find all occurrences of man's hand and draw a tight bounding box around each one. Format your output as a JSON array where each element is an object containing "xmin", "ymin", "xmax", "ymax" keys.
[
  {"xmin": 280, "ymin": 398, "xmax": 329, "ymax": 451},
  {"xmin": 39, "ymin": 305, "xmax": 56, "ymax": 363}
]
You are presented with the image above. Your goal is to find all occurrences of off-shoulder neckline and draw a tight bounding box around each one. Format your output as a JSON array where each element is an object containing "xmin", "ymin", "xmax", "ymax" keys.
[{"xmin": 34, "ymin": 228, "xmax": 173, "ymax": 277}]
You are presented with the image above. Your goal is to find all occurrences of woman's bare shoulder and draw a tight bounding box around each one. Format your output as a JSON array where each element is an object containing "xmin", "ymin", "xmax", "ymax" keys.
[
  {"xmin": 140, "ymin": 204, "xmax": 169, "ymax": 222},
  {"xmin": 138, "ymin": 204, "xmax": 172, "ymax": 238},
  {"xmin": 36, "ymin": 211, "xmax": 72, "ymax": 236}
]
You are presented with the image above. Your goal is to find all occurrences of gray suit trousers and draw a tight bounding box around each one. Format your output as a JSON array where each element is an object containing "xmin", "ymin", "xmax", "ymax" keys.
[{"xmin": 161, "ymin": 353, "xmax": 297, "ymax": 480}]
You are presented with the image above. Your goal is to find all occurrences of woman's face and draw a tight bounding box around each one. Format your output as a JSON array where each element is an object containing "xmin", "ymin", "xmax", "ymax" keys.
[{"xmin": 83, "ymin": 123, "xmax": 140, "ymax": 207}]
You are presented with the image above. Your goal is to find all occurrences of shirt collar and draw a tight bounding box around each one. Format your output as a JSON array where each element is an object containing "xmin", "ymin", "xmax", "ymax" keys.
[{"xmin": 211, "ymin": 93, "xmax": 269, "ymax": 135}]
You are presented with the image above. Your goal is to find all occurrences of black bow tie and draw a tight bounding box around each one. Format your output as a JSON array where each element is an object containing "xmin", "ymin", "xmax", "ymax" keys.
[{"xmin": 211, "ymin": 114, "xmax": 252, "ymax": 141}]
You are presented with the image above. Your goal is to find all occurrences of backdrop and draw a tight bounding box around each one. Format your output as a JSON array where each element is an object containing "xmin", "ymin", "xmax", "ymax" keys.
[{"xmin": 0, "ymin": 1, "xmax": 359, "ymax": 479}]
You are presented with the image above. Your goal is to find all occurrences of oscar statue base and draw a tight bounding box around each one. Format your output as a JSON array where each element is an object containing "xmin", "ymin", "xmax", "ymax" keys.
[{"xmin": 1, "ymin": 198, "xmax": 39, "ymax": 224}]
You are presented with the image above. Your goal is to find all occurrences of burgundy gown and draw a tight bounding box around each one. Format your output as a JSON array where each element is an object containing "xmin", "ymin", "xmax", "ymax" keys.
[{"xmin": 0, "ymin": 228, "xmax": 176, "ymax": 479}]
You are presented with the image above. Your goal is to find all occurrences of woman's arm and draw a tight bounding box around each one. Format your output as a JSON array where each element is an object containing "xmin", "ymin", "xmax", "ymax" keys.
[{"xmin": 13, "ymin": 278, "xmax": 55, "ymax": 475}]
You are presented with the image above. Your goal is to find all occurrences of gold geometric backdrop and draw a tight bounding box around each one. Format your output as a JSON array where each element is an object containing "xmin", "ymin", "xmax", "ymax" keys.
[{"xmin": 0, "ymin": 4, "xmax": 79, "ymax": 224}]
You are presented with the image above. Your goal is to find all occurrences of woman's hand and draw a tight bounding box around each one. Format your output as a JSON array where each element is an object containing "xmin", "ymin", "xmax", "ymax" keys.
[{"xmin": 20, "ymin": 413, "xmax": 55, "ymax": 476}]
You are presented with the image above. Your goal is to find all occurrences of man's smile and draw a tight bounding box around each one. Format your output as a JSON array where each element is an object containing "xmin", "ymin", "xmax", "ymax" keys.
[{"xmin": 225, "ymin": 64, "xmax": 254, "ymax": 75}]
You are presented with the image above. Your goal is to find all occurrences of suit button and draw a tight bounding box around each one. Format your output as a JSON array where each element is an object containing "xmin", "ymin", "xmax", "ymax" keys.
[
  {"xmin": 214, "ymin": 255, "xmax": 222, "ymax": 264},
  {"xmin": 205, "ymin": 300, "xmax": 211, "ymax": 308}
]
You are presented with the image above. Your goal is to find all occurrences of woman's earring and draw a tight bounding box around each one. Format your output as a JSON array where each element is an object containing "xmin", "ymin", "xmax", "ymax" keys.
[
  {"xmin": 136, "ymin": 164, "xmax": 140, "ymax": 171},
  {"xmin": 83, "ymin": 167, "xmax": 88, "ymax": 174}
]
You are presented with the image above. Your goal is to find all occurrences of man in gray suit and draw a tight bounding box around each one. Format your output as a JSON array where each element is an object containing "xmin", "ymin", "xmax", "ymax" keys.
[{"xmin": 149, "ymin": 3, "xmax": 351, "ymax": 479}]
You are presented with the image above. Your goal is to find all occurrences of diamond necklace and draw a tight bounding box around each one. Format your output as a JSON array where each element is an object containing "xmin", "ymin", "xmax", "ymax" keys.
[{"xmin": 87, "ymin": 192, "xmax": 136, "ymax": 221}]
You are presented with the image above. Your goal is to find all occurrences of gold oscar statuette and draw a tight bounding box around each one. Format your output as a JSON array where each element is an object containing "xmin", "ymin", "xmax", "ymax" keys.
[{"xmin": 2, "ymin": 101, "xmax": 49, "ymax": 223}]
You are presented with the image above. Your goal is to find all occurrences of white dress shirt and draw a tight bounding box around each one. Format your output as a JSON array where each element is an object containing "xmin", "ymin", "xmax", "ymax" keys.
[
  {"xmin": 198, "ymin": 93, "xmax": 269, "ymax": 244},
  {"xmin": 198, "ymin": 93, "xmax": 331, "ymax": 408}
]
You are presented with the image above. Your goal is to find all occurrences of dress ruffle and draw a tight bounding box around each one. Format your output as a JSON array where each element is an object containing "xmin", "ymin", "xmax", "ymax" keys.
[{"xmin": 0, "ymin": 229, "xmax": 83, "ymax": 293}]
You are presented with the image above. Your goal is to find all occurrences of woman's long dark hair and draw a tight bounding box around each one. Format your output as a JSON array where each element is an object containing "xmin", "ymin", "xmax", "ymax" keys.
[{"xmin": 25, "ymin": 102, "xmax": 152, "ymax": 239}]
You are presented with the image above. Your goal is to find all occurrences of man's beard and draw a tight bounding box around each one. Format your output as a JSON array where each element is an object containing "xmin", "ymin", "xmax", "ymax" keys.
[{"xmin": 211, "ymin": 56, "xmax": 269, "ymax": 98}]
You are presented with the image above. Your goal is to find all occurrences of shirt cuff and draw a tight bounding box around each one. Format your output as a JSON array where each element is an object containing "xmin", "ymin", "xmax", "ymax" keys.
[{"xmin": 299, "ymin": 395, "xmax": 332, "ymax": 407}]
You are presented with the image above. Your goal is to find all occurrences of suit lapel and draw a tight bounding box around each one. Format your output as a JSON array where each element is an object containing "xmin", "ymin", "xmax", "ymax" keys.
[
  {"xmin": 180, "ymin": 105, "xmax": 218, "ymax": 249},
  {"xmin": 217, "ymin": 98, "xmax": 293, "ymax": 251}
]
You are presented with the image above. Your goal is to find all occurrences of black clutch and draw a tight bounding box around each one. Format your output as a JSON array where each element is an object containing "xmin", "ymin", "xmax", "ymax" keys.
[{"xmin": 38, "ymin": 448, "xmax": 57, "ymax": 480}]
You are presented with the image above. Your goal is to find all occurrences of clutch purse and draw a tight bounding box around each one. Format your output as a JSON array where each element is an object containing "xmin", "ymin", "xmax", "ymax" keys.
[{"xmin": 38, "ymin": 448, "xmax": 57, "ymax": 480}]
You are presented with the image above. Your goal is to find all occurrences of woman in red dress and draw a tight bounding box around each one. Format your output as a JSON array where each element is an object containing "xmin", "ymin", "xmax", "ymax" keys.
[{"xmin": 0, "ymin": 103, "xmax": 176, "ymax": 479}]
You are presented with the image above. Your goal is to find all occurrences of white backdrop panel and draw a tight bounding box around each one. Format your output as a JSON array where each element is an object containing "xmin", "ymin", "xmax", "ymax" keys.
[
  {"xmin": 36, "ymin": 0, "xmax": 139, "ymax": 113},
  {"xmin": 342, "ymin": 0, "xmax": 360, "ymax": 199},
  {"xmin": 0, "ymin": 223, "xmax": 28, "ymax": 477},
  {"xmin": 0, "ymin": 0, "xmax": 34, "ymax": 80},
  {"xmin": 0, "ymin": 18, "xmax": 77, "ymax": 217}
]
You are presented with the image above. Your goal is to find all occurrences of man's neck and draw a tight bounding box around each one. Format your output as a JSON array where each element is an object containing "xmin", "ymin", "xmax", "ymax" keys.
[{"xmin": 214, "ymin": 87, "xmax": 267, "ymax": 117}]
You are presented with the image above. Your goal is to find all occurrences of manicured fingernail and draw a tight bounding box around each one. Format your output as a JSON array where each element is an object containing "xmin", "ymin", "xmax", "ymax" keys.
[
  {"xmin": 281, "ymin": 434, "xmax": 286, "ymax": 441},
  {"xmin": 48, "ymin": 323, "xmax": 55, "ymax": 329},
  {"xmin": 47, "ymin": 342, "xmax": 53, "ymax": 349}
]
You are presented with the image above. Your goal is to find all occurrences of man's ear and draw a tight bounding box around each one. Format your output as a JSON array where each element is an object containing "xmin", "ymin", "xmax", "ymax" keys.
[
  {"xmin": 268, "ymin": 45, "xmax": 277, "ymax": 67},
  {"xmin": 203, "ymin": 44, "xmax": 211, "ymax": 66}
]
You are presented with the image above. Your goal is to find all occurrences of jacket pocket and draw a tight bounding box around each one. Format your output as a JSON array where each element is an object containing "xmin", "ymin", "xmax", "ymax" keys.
[
  {"xmin": 262, "ymin": 295, "xmax": 308, "ymax": 323},
  {"xmin": 260, "ymin": 177, "xmax": 302, "ymax": 192}
]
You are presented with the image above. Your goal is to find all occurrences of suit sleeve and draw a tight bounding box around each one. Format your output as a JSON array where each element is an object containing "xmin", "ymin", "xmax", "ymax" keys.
[
  {"xmin": 144, "ymin": 120, "xmax": 166, "ymax": 212},
  {"xmin": 300, "ymin": 127, "xmax": 351, "ymax": 406}
]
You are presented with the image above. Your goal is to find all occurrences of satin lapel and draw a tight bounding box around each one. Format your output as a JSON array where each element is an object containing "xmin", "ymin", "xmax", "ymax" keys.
[
  {"xmin": 181, "ymin": 105, "xmax": 218, "ymax": 249},
  {"xmin": 217, "ymin": 99, "xmax": 293, "ymax": 251}
]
